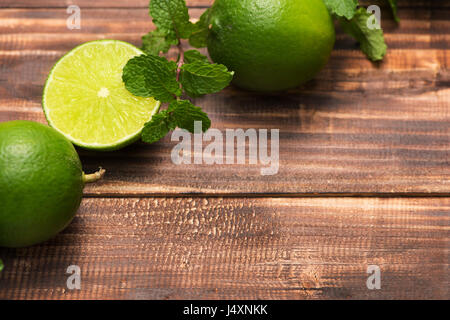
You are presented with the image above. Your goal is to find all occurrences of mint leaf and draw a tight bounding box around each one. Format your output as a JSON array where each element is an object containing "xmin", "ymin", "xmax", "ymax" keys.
[
  {"xmin": 0, "ymin": 259, "xmax": 3, "ymax": 272},
  {"xmin": 122, "ymin": 54, "xmax": 181, "ymax": 102},
  {"xmin": 180, "ymin": 61, "xmax": 234, "ymax": 97},
  {"xmin": 189, "ymin": 8, "xmax": 212, "ymax": 48},
  {"xmin": 124, "ymin": 1, "xmax": 219, "ymax": 145},
  {"xmin": 324, "ymin": 0, "xmax": 358, "ymax": 19},
  {"xmin": 387, "ymin": 0, "xmax": 399, "ymax": 23},
  {"xmin": 184, "ymin": 50, "xmax": 209, "ymax": 64},
  {"xmin": 142, "ymin": 29, "xmax": 178, "ymax": 55},
  {"xmin": 150, "ymin": 0, "xmax": 193, "ymax": 39},
  {"xmin": 168, "ymin": 100, "xmax": 211, "ymax": 133},
  {"xmin": 340, "ymin": 8, "xmax": 387, "ymax": 61},
  {"xmin": 141, "ymin": 100, "xmax": 211, "ymax": 144},
  {"xmin": 141, "ymin": 110, "xmax": 175, "ymax": 144}
]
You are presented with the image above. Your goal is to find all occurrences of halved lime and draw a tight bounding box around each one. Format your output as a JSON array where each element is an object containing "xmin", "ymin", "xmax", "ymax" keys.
[{"xmin": 42, "ymin": 40, "xmax": 160, "ymax": 151}]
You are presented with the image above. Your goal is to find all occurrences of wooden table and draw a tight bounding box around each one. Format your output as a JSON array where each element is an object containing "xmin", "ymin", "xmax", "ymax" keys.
[{"xmin": 0, "ymin": 0, "xmax": 448, "ymax": 300}]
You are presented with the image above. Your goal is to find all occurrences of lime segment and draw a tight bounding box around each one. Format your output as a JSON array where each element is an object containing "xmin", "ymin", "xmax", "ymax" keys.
[{"xmin": 43, "ymin": 40, "xmax": 160, "ymax": 150}]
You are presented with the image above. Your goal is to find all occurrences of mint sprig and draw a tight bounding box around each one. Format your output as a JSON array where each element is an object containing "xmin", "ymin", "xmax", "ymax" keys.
[
  {"xmin": 150, "ymin": 0, "xmax": 192, "ymax": 39},
  {"xmin": 324, "ymin": 0, "xmax": 358, "ymax": 20},
  {"xmin": 123, "ymin": 54, "xmax": 181, "ymax": 102},
  {"xmin": 141, "ymin": 111, "xmax": 174, "ymax": 144},
  {"xmin": 189, "ymin": 8, "xmax": 212, "ymax": 48},
  {"xmin": 387, "ymin": 0, "xmax": 399, "ymax": 23},
  {"xmin": 141, "ymin": 100, "xmax": 210, "ymax": 143},
  {"xmin": 340, "ymin": 8, "xmax": 387, "ymax": 61},
  {"xmin": 184, "ymin": 50, "xmax": 209, "ymax": 64},
  {"xmin": 123, "ymin": 0, "xmax": 233, "ymax": 145},
  {"xmin": 140, "ymin": 0, "xmax": 192, "ymax": 56},
  {"xmin": 181, "ymin": 61, "xmax": 234, "ymax": 97},
  {"xmin": 168, "ymin": 99, "xmax": 211, "ymax": 133},
  {"xmin": 325, "ymin": 0, "xmax": 392, "ymax": 62},
  {"xmin": 142, "ymin": 29, "xmax": 178, "ymax": 56}
]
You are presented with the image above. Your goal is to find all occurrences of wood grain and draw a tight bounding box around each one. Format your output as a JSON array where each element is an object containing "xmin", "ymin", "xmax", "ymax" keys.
[
  {"xmin": 0, "ymin": 0, "xmax": 448, "ymax": 301},
  {"xmin": 0, "ymin": 0, "xmax": 448, "ymax": 8},
  {"xmin": 0, "ymin": 7, "xmax": 448, "ymax": 195},
  {"xmin": 0, "ymin": 197, "xmax": 448, "ymax": 300},
  {"xmin": 0, "ymin": 0, "xmax": 212, "ymax": 8}
]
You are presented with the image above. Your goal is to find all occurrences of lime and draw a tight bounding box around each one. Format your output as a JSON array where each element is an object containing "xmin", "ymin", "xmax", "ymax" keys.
[
  {"xmin": 0, "ymin": 120, "xmax": 103, "ymax": 248},
  {"xmin": 42, "ymin": 40, "xmax": 160, "ymax": 151},
  {"xmin": 207, "ymin": 0, "xmax": 335, "ymax": 92}
]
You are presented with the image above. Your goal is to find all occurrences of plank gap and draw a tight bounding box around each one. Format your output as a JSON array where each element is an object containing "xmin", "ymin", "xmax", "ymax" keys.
[{"xmin": 82, "ymin": 193, "xmax": 450, "ymax": 199}]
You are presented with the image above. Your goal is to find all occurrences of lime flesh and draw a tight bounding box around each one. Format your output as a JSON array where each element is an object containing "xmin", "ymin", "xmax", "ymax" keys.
[{"xmin": 42, "ymin": 40, "xmax": 160, "ymax": 151}]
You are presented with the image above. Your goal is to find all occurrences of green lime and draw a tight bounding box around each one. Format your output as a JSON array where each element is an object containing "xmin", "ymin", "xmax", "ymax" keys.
[
  {"xmin": 207, "ymin": 0, "xmax": 335, "ymax": 92},
  {"xmin": 0, "ymin": 120, "xmax": 103, "ymax": 248},
  {"xmin": 42, "ymin": 40, "xmax": 160, "ymax": 151}
]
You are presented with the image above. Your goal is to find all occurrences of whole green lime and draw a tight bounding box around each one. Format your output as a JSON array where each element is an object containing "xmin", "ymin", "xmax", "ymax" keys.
[
  {"xmin": 207, "ymin": 0, "xmax": 335, "ymax": 92},
  {"xmin": 0, "ymin": 121, "xmax": 101, "ymax": 248}
]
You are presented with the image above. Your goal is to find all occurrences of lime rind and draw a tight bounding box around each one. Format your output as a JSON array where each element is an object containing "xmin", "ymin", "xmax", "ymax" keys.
[{"xmin": 42, "ymin": 40, "xmax": 161, "ymax": 151}]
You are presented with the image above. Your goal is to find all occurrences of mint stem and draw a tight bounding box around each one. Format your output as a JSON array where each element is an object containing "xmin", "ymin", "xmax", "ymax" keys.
[{"xmin": 176, "ymin": 42, "xmax": 185, "ymax": 82}]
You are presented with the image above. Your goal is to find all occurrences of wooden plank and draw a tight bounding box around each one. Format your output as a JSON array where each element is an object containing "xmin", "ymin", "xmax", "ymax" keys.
[
  {"xmin": 0, "ymin": 197, "xmax": 448, "ymax": 299},
  {"xmin": 0, "ymin": 0, "xmax": 448, "ymax": 8},
  {"xmin": 0, "ymin": 8, "xmax": 448, "ymax": 195},
  {"xmin": 0, "ymin": 0, "xmax": 213, "ymax": 8},
  {"xmin": 1, "ymin": 6, "xmax": 449, "ymax": 35}
]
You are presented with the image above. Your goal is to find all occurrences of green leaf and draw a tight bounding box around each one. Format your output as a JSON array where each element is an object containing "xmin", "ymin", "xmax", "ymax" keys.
[
  {"xmin": 324, "ymin": 0, "xmax": 358, "ymax": 19},
  {"xmin": 142, "ymin": 29, "xmax": 178, "ymax": 55},
  {"xmin": 180, "ymin": 61, "xmax": 234, "ymax": 97},
  {"xmin": 0, "ymin": 259, "xmax": 3, "ymax": 272},
  {"xmin": 141, "ymin": 110, "xmax": 175, "ymax": 144},
  {"xmin": 122, "ymin": 54, "xmax": 181, "ymax": 102},
  {"xmin": 340, "ymin": 8, "xmax": 387, "ymax": 61},
  {"xmin": 189, "ymin": 8, "xmax": 212, "ymax": 48},
  {"xmin": 184, "ymin": 50, "xmax": 209, "ymax": 64},
  {"xmin": 168, "ymin": 100, "xmax": 211, "ymax": 133},
  {"xmin": 387, "ymin": 0, "xmax": 400, "ymax": 23},
  {"xmin": 150, "ymin": 0, "xmax": 193, "ymax": 39},
  {"xmin": 141, "ymin": 100, "xmax": 211, "ymax": 144}
]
